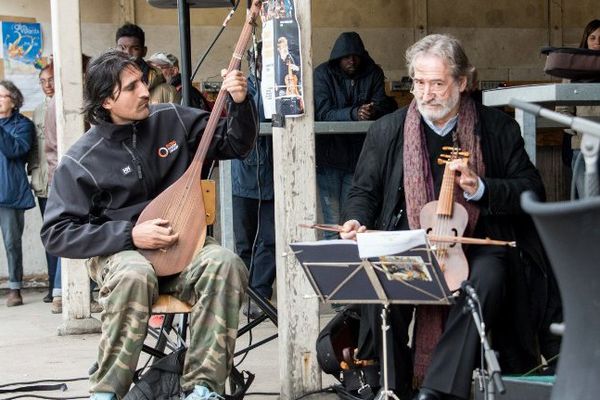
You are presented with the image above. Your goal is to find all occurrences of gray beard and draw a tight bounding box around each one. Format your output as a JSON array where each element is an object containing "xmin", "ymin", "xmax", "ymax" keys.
[{"xmin": 416, "ymin": 87, "xmax": 460, "ymax": 124}]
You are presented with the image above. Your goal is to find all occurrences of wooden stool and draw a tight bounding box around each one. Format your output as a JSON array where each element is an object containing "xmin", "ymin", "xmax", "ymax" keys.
[
  {"xmin": 152, "ymin": 294, "xmax": 192, "ymax": 314},
  {"xmin": 144, "ymin": 294, "xmax": 193, "ymax": 360}
]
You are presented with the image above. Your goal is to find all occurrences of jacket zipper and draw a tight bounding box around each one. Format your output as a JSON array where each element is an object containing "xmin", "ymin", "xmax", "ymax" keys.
[{"xmin": 122, "ymin": 125, "xmax": 149, "ymax": 197}]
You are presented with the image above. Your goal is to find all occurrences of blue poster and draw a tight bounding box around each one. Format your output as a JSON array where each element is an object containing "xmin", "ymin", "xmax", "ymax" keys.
[
  {"xmin": 2, "ymin": 21, "xmax": 43, "ymax": 65},
  {"xmin": 2, "ymin": 21, "xmax": 45, "ymax": 112}
]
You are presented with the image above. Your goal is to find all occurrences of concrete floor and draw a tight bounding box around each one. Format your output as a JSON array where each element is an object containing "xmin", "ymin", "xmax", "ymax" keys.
[{"xmin": 0, "ymin": 289, "xmax": 339, "ymax": 400}]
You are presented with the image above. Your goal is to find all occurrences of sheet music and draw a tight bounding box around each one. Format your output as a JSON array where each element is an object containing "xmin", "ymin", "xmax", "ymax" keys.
[
  {"xmin": 290, "ymin": 233, "xmax": 452, "ymax": 305},
  {"xmin": 356, "ymin": 229, "xmax": 427, "ymax": 258}
]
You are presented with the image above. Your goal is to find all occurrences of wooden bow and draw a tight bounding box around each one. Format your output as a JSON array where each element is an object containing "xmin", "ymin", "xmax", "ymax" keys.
[{"xmin": 299, "ymin": 223, "xmax": 516, "ymax": 247}]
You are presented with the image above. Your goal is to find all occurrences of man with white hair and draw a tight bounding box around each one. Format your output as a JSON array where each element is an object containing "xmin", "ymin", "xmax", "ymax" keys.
[{"xmin": 339, "ymin": 34, "xmax": 561, "ymax": 400}]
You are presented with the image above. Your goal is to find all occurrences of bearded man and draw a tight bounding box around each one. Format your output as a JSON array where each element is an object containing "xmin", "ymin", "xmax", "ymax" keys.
[{"xmin": 339, "ymin": 34, "xmax": 561, "ymax": 400}]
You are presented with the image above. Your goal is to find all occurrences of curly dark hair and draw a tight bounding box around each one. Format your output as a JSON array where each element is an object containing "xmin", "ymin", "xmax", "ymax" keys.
[
  {"xmin": 82, "ymin": 50, "xmax": 140, "ymax": 124},
  {"xmin": 116, "ymin": 22, "xmax": 145, "ymax": 47},
  {"xmin": 0, "ymin": 80, "xmax": 24, "ymax": 112}
]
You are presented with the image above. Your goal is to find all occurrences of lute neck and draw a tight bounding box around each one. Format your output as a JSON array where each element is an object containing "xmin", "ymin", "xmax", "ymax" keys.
[{"xmin": 191, "ymin": 4, "xmax": 260, "ymax": 172}]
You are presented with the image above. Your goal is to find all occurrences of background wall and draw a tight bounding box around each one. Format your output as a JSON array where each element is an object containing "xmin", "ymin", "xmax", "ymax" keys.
[{"xmin": 0, "ymin": 0, "xmax": 597, "ymax": 284}]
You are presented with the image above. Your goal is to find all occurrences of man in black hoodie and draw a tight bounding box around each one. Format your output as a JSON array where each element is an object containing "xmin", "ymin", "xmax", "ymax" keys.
[{"xmin": 313, "ymin": 32, "xmax": 397, "ymax": 237}]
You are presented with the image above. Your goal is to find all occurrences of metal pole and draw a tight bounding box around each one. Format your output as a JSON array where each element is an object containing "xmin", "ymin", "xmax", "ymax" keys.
[{"xmin": 177, "ymin": 0, "xmax": 192, "ymax": 106}]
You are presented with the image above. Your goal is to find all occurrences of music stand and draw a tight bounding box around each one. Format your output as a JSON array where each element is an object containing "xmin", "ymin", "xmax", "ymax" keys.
[{"xmin": 290, "ymin": 231, "xmax": 453, "ymax": 400}]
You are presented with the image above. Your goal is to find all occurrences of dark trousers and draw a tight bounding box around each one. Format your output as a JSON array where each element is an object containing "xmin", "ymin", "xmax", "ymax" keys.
[
  {"xmin": 38, "ymin": 197, "xmax": 59, "ymax": 292},
  {"xmin": 356, "ymin": 302, "xmax": 414, "ymax": 396},
  {"xmin": 357, "ymin": 246, "xmax": 508, "ymax": 399},
  {"xmin": 423, "ymin": 245, "xmax": 508, "ymax": 399},
  {"xmin": 232, "ymin": 195, "xmax": 276, "ymax": 299}
]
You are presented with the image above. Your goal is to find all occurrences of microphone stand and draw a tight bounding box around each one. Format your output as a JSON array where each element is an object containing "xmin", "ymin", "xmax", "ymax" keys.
[
  {"xmin": 463, "ymin": 286, "xmax": 505, "ymax": 400},
  {"xmin": 374, "ymin": 303, "xmax": 400, "ymax": 400}
]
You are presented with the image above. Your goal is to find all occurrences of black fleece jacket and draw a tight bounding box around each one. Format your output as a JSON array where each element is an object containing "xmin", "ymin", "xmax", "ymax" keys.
[{"xmin": 41, "ymin": 99, "xmax": 257, "ymax": 259}]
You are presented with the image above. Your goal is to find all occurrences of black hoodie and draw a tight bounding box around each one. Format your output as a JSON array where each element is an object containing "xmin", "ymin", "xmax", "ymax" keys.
[{"xmin": 313, "ymin": 32, "xmax": 397, "ymax": 171}]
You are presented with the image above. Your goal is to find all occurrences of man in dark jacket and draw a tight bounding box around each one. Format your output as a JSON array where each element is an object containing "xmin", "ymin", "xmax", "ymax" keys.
[
  {"xmin": 340, "ymin": 34, "xmax": 561, "ymax": 400},
  {"xmin": 0, "ymin": 80, "xmax": 35, "ymax": 307},
  {"xmin": 313, "ymin": 32, "xmax": 397, "ymax": 237},
  {"xmin": 41, "ymin": 50, "xmax": 258, "ymax": 400},
  {"xmin": 231, "ymin": 42, "xmax": 276, "ymax": 318}
]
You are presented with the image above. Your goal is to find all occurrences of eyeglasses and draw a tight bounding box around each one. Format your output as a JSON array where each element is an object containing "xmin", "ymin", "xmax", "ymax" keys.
[
  {"xmin": 39, "ymin": 77, "xmax": 54, "ymax": 86},
  {"xmin": 411, "ymin": 79, "xmax": 453, "ymax": 95}
]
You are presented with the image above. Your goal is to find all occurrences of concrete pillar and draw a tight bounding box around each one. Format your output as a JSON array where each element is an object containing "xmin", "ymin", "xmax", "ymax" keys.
[
  {"xmin": 50, "ymin": 0, "xmax": 101, "ymax": 335},
  {"xmin": 273, "ymin": 2, "xmax": 321, "ymax": 398}
]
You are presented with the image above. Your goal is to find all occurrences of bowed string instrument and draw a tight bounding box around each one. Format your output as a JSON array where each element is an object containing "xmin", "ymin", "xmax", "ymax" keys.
[
  {"xmin": 302, "ymin": 147, "xmax": 515, "ymax": 291},
  {"xmin": 136, "ymin": 0, "xmax": 262, "ymax": 277},
  {"xmin": 419, "ymin": 145, "xmax": 472, "ymax": 291}
]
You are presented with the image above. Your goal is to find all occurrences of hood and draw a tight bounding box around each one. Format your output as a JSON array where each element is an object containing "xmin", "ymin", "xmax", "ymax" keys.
[
  {"xmin": 328, "ymin": 32, "xmax": 376, "ymax": 78},
  {"xmin": 329, "ymin": 32, "xmax": 368, "ymax": 61}
]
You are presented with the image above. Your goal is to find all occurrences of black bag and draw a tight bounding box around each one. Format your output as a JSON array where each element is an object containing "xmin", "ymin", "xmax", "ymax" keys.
[
  {"xmin": 541, "ymin": 47, "xmax": 600, "ymax": 81},
  {"xmin": 316, "ymin": 307, "xmax": 380, "ymax": 399},
  {"xmin": 316, "ymin": 306, "xmax": 362, "ymax": 375},
  {"xmin": 123, "ymin": 348, "xmax": 254, "ymax": 400},
  {"xmin": 124, "ymin": 348, "xmax": 186, "ymax": 400}
]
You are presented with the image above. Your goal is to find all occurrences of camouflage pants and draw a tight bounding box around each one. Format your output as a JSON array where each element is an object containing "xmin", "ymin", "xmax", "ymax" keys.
[{"xmin": 86, "ymin": 236, "xmax": 248, "ymax": 398}]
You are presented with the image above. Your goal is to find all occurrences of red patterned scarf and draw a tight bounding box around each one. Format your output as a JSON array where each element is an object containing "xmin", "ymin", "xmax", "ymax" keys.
[{"xmin": 402, "ymin": 94, "xmax": 485, "ymax": 384}]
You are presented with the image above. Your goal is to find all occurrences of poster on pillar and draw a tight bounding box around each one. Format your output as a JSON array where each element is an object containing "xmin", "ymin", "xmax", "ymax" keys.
[
  {"xmin": 1, "ymin": 21, "xmax": 45, "ymax": 112},
  {"xmin": 260, "ymin": 0, "xmax": 305, "ymax": 118}
]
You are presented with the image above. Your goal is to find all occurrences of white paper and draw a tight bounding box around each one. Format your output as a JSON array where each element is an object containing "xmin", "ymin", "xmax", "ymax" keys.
[{"xmin": 356, "ymin": 230, "xmax": 427, "ymax": 258}]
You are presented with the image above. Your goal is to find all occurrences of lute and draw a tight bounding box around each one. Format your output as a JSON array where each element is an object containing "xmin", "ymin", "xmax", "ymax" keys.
[{"xmin": 136, "ymin": 0, "xmax": 262, "ymax": 276}]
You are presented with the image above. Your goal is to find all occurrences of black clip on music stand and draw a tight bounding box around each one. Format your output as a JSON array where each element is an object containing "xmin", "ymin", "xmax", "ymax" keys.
[{"xmin": 290, "ymin": 237, "xmax": 453, "ymax": 400}]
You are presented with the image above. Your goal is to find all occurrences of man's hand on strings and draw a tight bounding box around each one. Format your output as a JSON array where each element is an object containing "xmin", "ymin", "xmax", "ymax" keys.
[
  {"xmin": 132, "ymin": 218, "xmax": 179, "ymax": 250},
  {"xmin": 221, "ymin": 69, "xmax": 248, "ymax": 103},
  {"xmin": 449, "ymin": 159, "xmax": 479, "ymax": 196},
  {"xmin": 340, "ymin": 219, "xmax": 367, "ymax": 240}
]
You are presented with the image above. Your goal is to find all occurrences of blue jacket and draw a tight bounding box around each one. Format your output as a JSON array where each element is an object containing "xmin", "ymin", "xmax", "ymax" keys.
[
  {"xmin": 231, "ymin": 76, "xmax": 274, "ymax": 200},
  {"xmin": 0, "ymin": 112, "xmax": 35, "ymax": 209}
]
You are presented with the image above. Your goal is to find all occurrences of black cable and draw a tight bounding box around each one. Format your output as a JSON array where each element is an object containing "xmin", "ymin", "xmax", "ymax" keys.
[
  {"xmin": 244, "ymin": 391, "xmax": 279, "ymax": 396},
  {"xmin": 190, "ymin": 0, "xmax": 241, "ymax": 82},
  {"xmin": 0, "ymin": 378, "xmax": 87, "ymax": 389},
  {"xmin": 0, "ymin": 378, "xmax": 89, "ymax": 400},
  {"xmin": 293, "ymin": 386, "xmax": 337, "ymax": 400},
  {"xmin": 234, "ymin": 25, "xmax": 262, "ymax": 369},
  {"xmin": 2, "ymin": 395, "xmax": 88, "ymax": 400}
]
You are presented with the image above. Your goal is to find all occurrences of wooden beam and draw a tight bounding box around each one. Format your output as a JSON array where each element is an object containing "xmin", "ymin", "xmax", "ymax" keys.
[
  {"xmin": 413, "ymin": 0, "xmax": 428, "ymax": 41},
  {"xmin": 119, "ymin": 0, "xmax": 136, "ymax": 25},
  {"xmin": 274, "ymin": 2, "xmax": 320, "ymax": 398},
  {"xmin": 50, "ymin": 0, "xmax": 101, "ymax": 335},
  {"xmin": 548, "ymin": 0, "xmax": 563, "ymax": 46}
]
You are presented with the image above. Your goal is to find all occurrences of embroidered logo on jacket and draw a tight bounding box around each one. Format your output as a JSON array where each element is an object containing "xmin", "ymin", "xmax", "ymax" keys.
[
  {"xmin": 122, "ymin": 165, "xmax": 133, "ymax": 175},
  {"xmin": 158, "ymin": 140, "xmax": 179, "ymax": 158}
]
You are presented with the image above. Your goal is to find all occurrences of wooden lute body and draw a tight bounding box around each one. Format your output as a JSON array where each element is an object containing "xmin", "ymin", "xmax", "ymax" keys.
[{"xmin": 136, "ymin": 1, "xmax": 262, "ymax": 276}]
